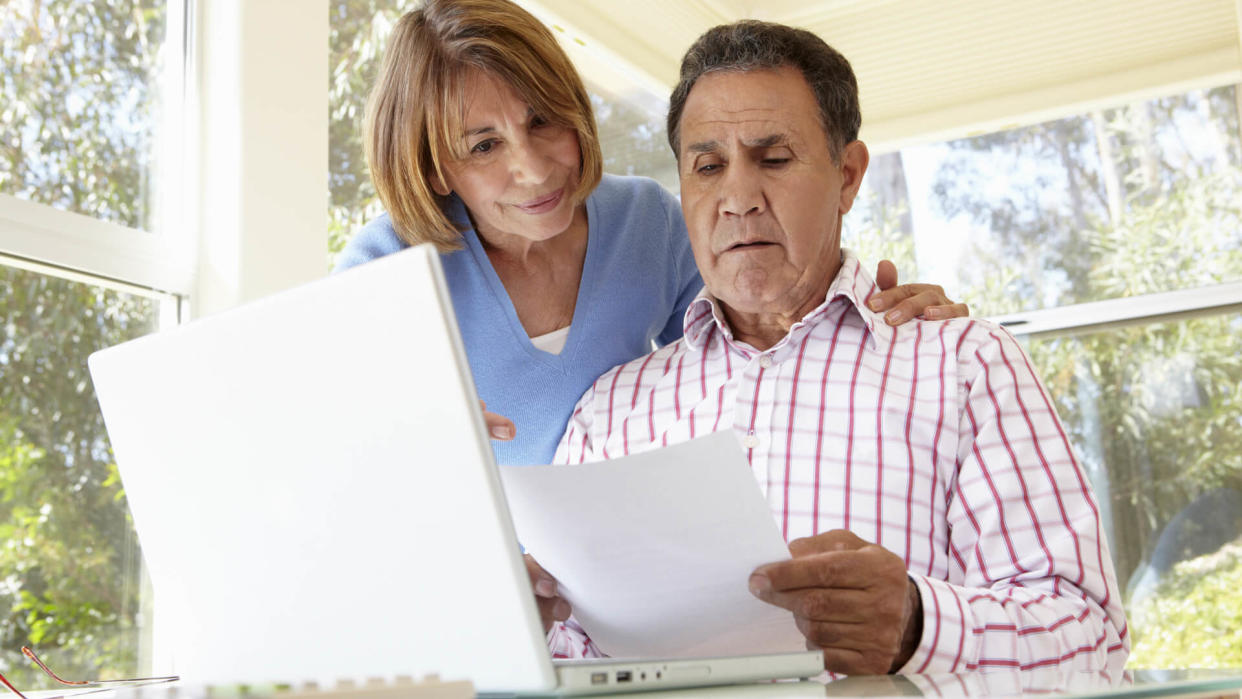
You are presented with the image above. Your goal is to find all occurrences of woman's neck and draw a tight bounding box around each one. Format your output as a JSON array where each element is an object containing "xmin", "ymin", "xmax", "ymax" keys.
[{"xmin": 476, "ymin": 205, "xmax": 588, "ymax": 269}]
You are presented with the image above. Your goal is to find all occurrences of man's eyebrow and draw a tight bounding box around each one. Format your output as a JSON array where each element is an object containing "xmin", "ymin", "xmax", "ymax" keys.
[
  {"xmin": 684, "ymin": 134, "xmax": 789, "ymax": 154},
  {"xmin": 745, "ymin": 134, "xmax": 788, "ymax": 148}
]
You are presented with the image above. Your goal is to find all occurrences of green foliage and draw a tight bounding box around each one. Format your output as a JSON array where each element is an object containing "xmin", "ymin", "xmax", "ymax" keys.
[
  {"xmin": 0, "ymin": 0, "xmax": 165, "ymax": 229},
  {"xmin": 0, "ymin": 266, "xmax": 156, "ymax": 685},
  {"xmin": 1, "ymin": 0, "xmax": 164, "ymax": 686},
  {"xmin": 1129, "ymin": 539, "xmax": 1242, "ymax": 668},
  {"xmin": 328, "ymin": 0, "xmax": 405, "ymax": 263}
]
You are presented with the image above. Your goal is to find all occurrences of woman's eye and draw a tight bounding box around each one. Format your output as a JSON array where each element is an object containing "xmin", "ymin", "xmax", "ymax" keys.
[{"xmin": 471, "ymin": 139, "xmax": 497, "ymax": 155}]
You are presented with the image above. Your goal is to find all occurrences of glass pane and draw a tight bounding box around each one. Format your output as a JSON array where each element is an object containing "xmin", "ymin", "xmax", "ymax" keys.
[
  {"xmin": 0, "ymin": 263, "xmax": 166, "ymax": 688},
  {"xmin": 0, "ymin": 1, "xmax": 168, "ymax": 231},
  {"xmin": 329, "ymin": 0, "xmax": 403, "ymax": 264},
  {"xmin": 845, "ymin": 85, "xmax": 1242, "ymax": 316},
  {"xmin": 1024, "ymin": 311, "xmax": 1242, "ymax": 668},
  {"xmin": 589, "ymin": 85, "xmax": 677, "ymax": 192}
]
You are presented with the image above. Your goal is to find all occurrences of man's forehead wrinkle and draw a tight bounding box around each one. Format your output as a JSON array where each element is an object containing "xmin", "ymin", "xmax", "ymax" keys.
[{"xmin": 747, "ymin": 134, "xmax": 788, "ymax": 148}]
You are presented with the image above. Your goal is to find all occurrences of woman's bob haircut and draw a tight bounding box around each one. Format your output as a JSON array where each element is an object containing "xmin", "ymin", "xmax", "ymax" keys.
[{"xmin": 365, "ymin": 0, "xmax": 603, "ymax": 251}]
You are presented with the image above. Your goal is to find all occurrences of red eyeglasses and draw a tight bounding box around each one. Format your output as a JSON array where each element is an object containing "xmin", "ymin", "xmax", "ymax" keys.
[{"xmin": 0, "ymin": 647, "xmax": 178, "ymax": 698}]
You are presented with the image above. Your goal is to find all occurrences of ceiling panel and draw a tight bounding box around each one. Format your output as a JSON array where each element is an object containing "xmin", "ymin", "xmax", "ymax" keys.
[{"xmin": 522, "ymin": 0, "xmax": 1242, "ymax": 150}]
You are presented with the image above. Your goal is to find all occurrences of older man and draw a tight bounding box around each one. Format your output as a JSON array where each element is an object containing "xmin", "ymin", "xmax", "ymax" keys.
[{"xmin": 545, "ymin": 21, "xmax": 1128, "ymax": 676}]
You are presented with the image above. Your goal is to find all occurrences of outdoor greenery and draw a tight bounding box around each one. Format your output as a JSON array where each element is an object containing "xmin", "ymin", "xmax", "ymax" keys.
[
  {"xmin": 1, "ymin": 0, "xmax": 165, "ymax": 686},
  {"xmin": 1128, "ymin": 538, "xmax": 1242, "ymax": 667}
]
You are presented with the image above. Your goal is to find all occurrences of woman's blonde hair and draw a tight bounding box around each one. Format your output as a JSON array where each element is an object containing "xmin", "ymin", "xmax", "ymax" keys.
[{"xmin": 365, "ymin": 0, "xmax": 603, "ymax": 251}]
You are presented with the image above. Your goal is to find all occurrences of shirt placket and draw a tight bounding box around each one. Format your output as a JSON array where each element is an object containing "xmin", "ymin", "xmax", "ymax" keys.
[{"xmin": 733, "ymin": 349, "xmax": 780, "ymax": 500}]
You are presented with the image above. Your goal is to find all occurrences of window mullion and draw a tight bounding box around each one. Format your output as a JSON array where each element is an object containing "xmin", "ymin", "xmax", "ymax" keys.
[{"xmin": 989, "ymin": 281, "xmax": 1242, "ymax": 340}]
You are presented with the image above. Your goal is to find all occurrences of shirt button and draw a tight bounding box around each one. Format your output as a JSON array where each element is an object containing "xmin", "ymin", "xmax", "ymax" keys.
[
  {"xmin": 742, "ymin": 434, "xmax": 760, "ymax": 449},
  {"xmin": 759, "ymin": 355, "xmax": 772, "ymax": 369}
]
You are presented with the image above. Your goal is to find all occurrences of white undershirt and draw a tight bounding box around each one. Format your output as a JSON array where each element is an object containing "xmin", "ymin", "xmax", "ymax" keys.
[{"xmin": 530, "ymin": 325, "xmax": 570, "ymax": 355}]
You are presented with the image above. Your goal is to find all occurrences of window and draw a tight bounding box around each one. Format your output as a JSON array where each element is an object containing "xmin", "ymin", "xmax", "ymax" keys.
[
  {"xmin": 0, "ymin": 0, "xmax": 183, "ymax": 685},
  {"xmin": 844, "ymin": 83, "xmax": 1242, "ymax": 667},
  {"xmin": 0, "ymin": 3, "xmax": 167, "ymax": 231}
]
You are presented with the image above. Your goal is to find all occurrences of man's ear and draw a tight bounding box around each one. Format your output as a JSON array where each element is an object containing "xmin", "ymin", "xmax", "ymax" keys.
[
  {"xmin": 837, "ymin": 140, "xmax": 869, "ymax": 214},
  {"xmin": 430, "ymin": 174, "xmax": 451, "ymax": 197}
]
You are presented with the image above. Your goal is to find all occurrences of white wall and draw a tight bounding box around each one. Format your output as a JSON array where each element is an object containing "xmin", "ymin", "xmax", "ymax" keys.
[{"xmin": 193, "ymin": 0, "xmax": 329, "ymax": 318}]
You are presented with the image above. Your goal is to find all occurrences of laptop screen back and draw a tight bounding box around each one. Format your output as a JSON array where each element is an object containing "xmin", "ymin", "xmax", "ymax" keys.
[{"xmin": 88, "ymin": 245, "xmax": 555, "ymax": 692}]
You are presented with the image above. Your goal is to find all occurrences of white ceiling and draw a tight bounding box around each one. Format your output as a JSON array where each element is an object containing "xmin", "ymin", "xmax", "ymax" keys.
[{"xmin": 523, "ymin": 0, "xmax": 1242, "ymax": 151}]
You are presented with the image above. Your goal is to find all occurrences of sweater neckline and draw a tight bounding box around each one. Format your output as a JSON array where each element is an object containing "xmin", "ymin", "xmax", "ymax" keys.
[{"xmin": 455, "ymin": 194, "xmax": 598, "ymax": 368}]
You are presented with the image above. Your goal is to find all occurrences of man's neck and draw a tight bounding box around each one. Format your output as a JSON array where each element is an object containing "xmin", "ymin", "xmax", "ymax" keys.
[{"xmin": 720, "ymin": 258, "xmax": 842, "ymax": 351}]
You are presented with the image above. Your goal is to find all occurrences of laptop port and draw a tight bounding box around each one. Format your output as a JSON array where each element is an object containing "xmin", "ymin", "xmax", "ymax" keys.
[
  {"xmin": 616, "ymin": 671, "xmax": 632, "ymax": 683},
  {"xmin": 590, "ymin": 672, "xmax": 607, "ymax": 685}
]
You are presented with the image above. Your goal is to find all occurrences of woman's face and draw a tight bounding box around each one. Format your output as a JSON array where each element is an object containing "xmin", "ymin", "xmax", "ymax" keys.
[{"xmin": 433, "ymin": 70, "xmax": 583, "ymax": 244}]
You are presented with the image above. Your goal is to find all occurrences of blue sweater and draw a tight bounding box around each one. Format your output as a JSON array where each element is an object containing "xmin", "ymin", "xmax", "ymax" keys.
[{"xmin": 335, "ymin": 174, "xmax": 703, "ymax": 465}]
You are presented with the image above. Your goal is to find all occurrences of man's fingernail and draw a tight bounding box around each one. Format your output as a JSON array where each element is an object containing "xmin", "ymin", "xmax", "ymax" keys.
[
  {"xmin": 885, "ymin": 309, "xmax": 906, "ymax": 325},
  {"xmin": 749, "ymin": 574, "xmax": 771, "ymax": 597},
  {"xmin": 924, "ymin": 307, "xmax": 941, "ymax": 319},
  {"xmin": 553, "ymin": 599, "xmax": 572, "ymax": 619},
  {"xmin": 535, "ymin": 579, "xmax": 557, "ymax": 597},
  {"xmin": 492, "ymin": 425, "xmax": 515, "ymax": 440},
  {"xmin": 868, "ymin": 298, "xmax": 884, "ymax": 311}
]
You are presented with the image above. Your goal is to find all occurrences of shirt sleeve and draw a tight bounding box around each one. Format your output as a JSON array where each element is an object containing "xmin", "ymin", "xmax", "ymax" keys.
[
  {"xmin": 656, "ymin": 187, "xmax": 704, "ymax": 347},
  {"xmin": 547, "ymin": 618, "xmax": 607, "ymax": 659},
  {"xmin": 553, "ymin": 380, "xmax": 600, "ymax": 465},
  {"xmin": 901, "ymin": 321, "xmax": 1129, "ymax": 675}
]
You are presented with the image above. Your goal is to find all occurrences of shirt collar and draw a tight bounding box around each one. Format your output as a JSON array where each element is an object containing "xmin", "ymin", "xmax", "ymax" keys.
[{"xmin": 682, "ymin": 248, "xmax": 892, "ymax": 353}]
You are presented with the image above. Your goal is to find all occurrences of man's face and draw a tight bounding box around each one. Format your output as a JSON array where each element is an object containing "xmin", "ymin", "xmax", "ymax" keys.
[{"xmin": 676, "ymin": 66, "xmax": 867, "ymax": 319}]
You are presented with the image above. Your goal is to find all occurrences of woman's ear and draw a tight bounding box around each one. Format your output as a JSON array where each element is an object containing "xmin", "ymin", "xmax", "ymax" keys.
[{"xmin": 430, "ymin": 175, "xmax": 450, "ymax": 197}]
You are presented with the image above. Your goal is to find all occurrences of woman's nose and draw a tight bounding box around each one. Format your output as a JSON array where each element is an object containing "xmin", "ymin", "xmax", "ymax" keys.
[{"xmin": 508, "ymin": 137, "xmax": 555, "ymax": 185}]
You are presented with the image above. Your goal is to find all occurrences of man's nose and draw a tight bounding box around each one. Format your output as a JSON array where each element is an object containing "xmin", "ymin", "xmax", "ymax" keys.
[
  {"xmin": 508, "ymin": 137, "xmax": 554, "ymax": 184},
  {"xmin": 719, "ymin": 163, "xmax": 765, "ymax": 217}
]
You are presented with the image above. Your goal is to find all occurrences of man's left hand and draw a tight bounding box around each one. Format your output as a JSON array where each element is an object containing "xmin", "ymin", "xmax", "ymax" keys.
[{"xmin": 749, "ymin": 529, "xmax": 923, "ymax": 675}]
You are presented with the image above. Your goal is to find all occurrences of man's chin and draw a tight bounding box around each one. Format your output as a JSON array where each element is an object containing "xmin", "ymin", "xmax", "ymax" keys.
[{"xmin": 715, "ymin": 286, "xmax": 782, "ymax": 318}]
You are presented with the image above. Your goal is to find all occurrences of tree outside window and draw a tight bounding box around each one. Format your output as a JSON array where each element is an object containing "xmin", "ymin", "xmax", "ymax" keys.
[{"xmin": 1, "ymin": 0, "xmax": 169, "ymax": 685}]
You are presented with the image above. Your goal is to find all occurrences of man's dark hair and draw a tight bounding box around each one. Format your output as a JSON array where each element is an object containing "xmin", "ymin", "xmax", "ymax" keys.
[{"xmin": 666, "ymin": 20, "xmax": 860, "ymax": 163}]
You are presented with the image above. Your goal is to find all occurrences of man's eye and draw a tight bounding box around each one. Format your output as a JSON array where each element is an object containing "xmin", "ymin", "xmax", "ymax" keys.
[
  {"xmin": 696, "ymin": 163, "xmax": 722, "ymax": 174},
  {"xmin": 762, "ymin": 158, "xmax": 790, "ymax": 166}
]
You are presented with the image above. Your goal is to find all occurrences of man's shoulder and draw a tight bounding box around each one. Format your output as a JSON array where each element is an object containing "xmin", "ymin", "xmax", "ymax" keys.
[
  {"xmin": 913, "ymin": 316, "xmax": 1035, "ymax": 386},
  {"xmin": 902, "ymin": 316, "xmax": 1014, "ymax": 352}
]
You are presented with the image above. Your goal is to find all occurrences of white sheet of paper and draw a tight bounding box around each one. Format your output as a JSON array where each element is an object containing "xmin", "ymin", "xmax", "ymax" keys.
[{"xmin": 499, "ymin": 431, "xmax": 807, "ymax": 658}]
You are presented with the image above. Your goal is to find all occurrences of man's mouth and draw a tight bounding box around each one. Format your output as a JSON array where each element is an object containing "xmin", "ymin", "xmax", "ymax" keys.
[{"xmin": 726, "ymin": 240, "xmax": 777, "ymax": 252}]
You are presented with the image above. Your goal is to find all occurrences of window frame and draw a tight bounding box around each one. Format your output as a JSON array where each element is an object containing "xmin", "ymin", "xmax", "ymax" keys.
[{"xmin": 0, "ymin": 0, "xmax": 193, "ymax": 298}]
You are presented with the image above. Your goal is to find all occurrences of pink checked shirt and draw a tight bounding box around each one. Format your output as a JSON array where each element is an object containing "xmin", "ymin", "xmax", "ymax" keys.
[{"xmin": 547, "ymin": 250, "xmax": 1129, "ymax": 674}]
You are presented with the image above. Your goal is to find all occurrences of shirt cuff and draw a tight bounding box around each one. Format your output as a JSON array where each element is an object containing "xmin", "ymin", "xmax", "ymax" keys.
[{"xmin": 897, "ymin": 574, "xmax": 973, "ymax": 674}]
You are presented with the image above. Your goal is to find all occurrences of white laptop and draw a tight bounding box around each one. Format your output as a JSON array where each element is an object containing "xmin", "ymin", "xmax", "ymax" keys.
[{"xmin": 87, "ymin": 244, "xmax": 824, "ymax": 695}]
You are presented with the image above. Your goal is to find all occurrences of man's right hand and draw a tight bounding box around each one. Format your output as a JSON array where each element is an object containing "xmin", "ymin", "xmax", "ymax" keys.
[{"xmin": 526, "ymin": 554, "xmax": 571, "ymax": 632}]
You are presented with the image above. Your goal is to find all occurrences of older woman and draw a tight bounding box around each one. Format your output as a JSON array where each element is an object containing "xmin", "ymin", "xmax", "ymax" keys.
[{"xmin": 335, "ymin": 0, "xmax": 965, "ymax": 466}]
